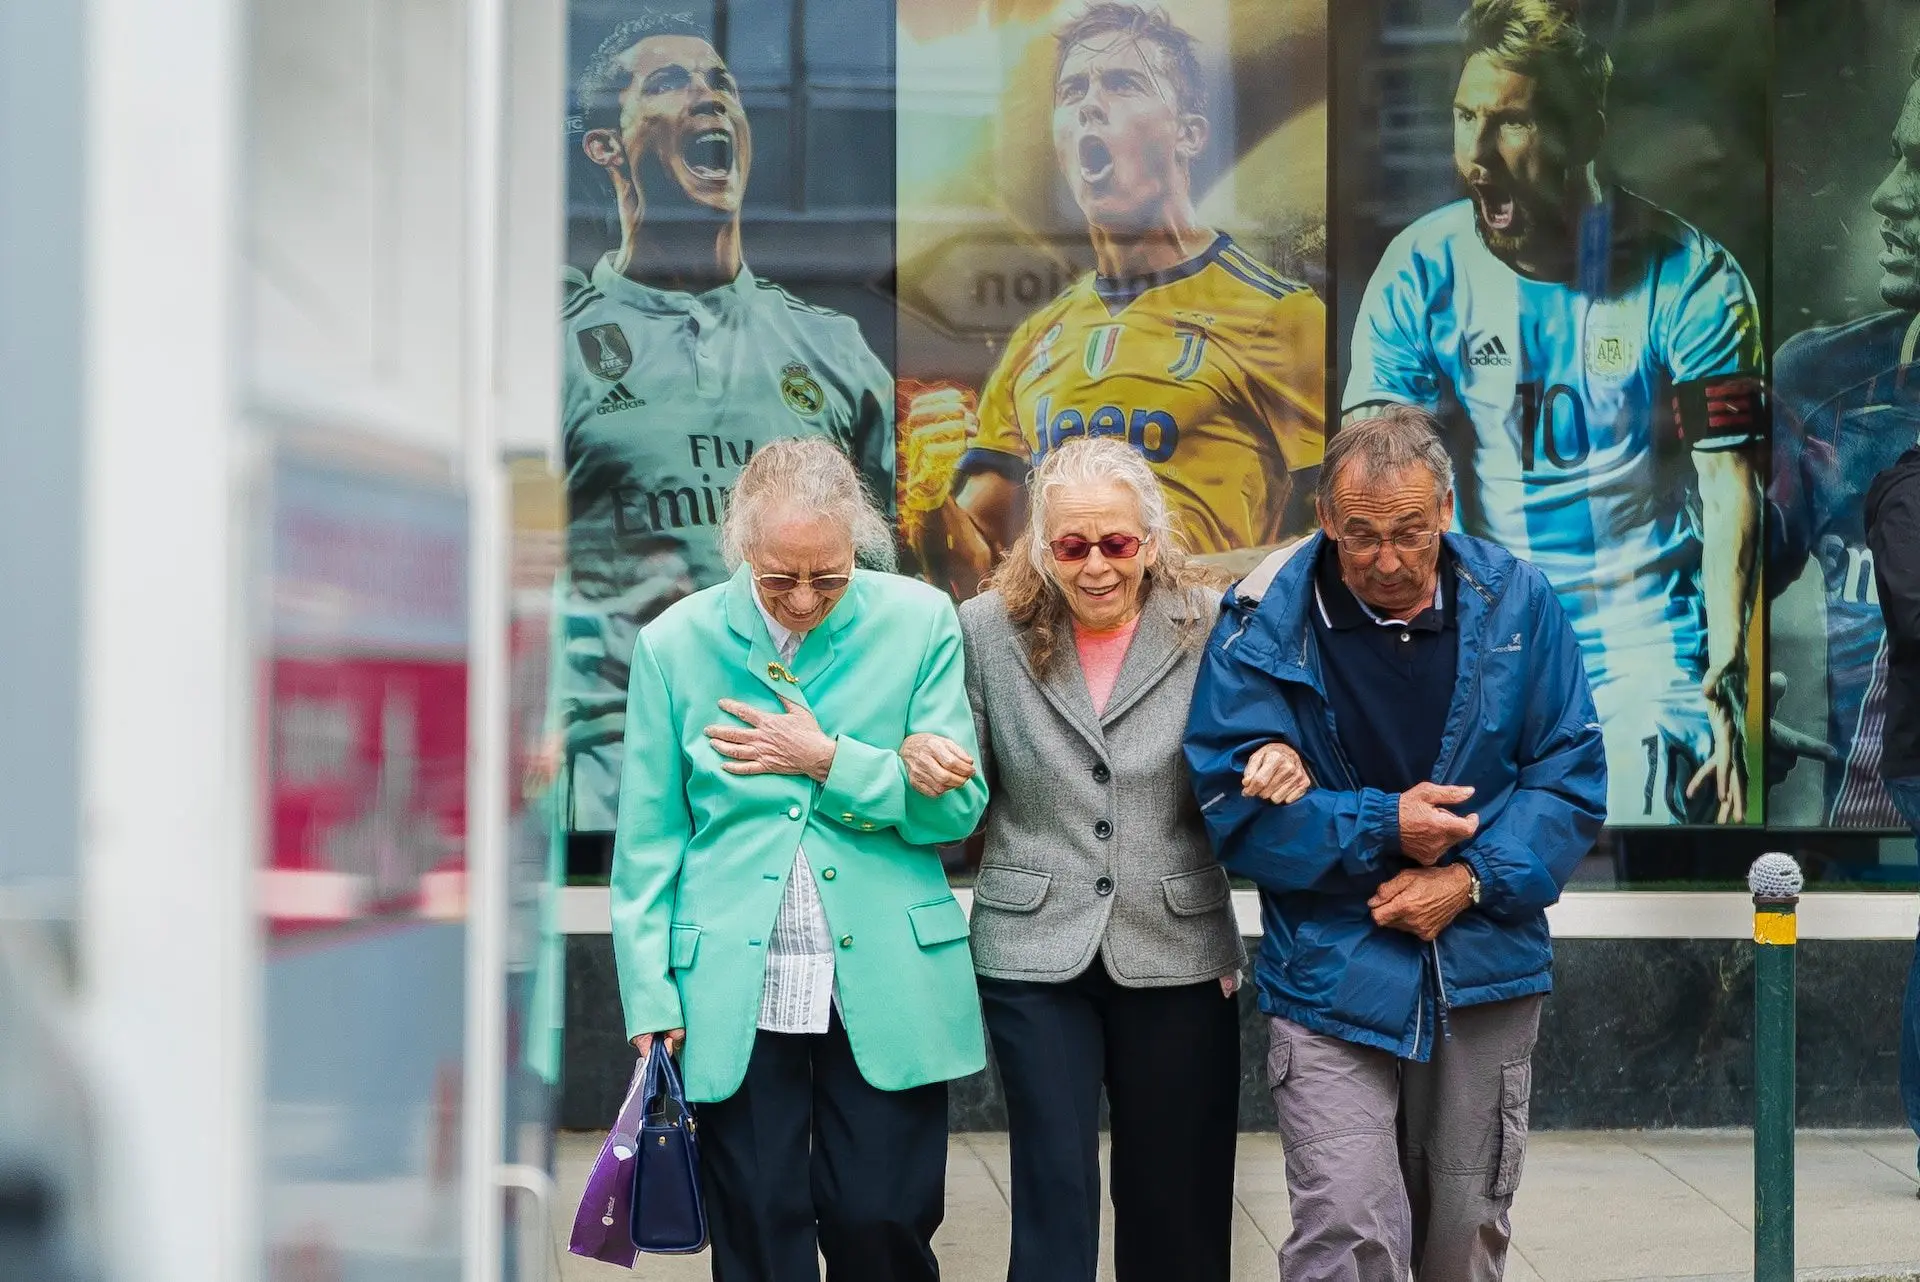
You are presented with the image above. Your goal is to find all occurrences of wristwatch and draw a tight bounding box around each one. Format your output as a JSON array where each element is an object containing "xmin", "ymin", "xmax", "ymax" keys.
[{"xmin": 1465, "ymin": 866, "xmax": 1482, "ymax": 906}]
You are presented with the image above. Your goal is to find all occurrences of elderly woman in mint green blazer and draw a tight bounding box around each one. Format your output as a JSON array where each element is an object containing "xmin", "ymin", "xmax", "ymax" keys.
[{"xmin": 611, "ymin": 436, "xmax": 987, "ymax": 1282}]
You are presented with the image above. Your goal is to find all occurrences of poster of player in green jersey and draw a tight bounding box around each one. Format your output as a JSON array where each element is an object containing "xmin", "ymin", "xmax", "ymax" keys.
[{"xmin": 559, "ymin": 1, "xmax": 897, "ymax": 839}]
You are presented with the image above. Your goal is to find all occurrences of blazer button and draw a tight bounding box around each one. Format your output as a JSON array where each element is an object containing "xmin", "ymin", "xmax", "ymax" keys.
[
  {"xmin": 787, "ymin": 805, "xmax": 802, "ymax": 820},
  {"xmin": 822, "ymin": 867, "xmax": 836, "ymax": 880},
  {"xmin": 1095, "ymin": 876, "xmax": 1114, "ymax": 896},
  {"xmin": 841, "ymin": 811, "xmax": 856, "ymax": 822},
  {"xmin": 1093, "ymin": 819, "xmax": 1112, "ymax": 839},
  {"xmin": 1091, "ymin": 763, "xmax": 1111, "ymax": 784},
  {"xmin": 839, "ymin": 935, "xmax": 854, "ymax": 948}
]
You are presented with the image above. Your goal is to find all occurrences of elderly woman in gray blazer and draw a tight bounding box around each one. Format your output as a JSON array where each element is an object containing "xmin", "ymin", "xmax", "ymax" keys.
[{"xmin": 904, "ymin": 437, "xmax": 1309, "ymax": 1282}]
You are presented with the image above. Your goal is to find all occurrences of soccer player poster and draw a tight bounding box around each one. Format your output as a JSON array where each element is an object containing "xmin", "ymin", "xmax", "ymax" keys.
[
  {"xmin": 895, "ymin": 0, "xmax": 1330, "ymax": 598},
  {"xmin": 1337, "ymin": 0, "xmax": 1769, "ymax": 828},
  {"xmin": 1769, "ymin": 0, "xmax": 1920, "ymax": 831},
  {"xmin": 557, "ymin": 2, "xmax": 898, "ymax": 837}
]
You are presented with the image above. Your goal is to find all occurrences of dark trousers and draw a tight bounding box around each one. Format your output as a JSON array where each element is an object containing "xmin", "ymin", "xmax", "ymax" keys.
[
  {"xmin": 1887, "ymin": 774, "xmax": 1920, "ymax": 1160},
  {"xmin": 979, "ymin": 961, "xmax": 1241, "ymax": 1282},
  {"xmin": 695, "ymin": 1011, "xmax": 949, "ymax": 1282}
]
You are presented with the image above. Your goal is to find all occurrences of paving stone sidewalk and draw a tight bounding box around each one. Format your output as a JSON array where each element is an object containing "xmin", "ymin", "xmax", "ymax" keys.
[{"xmin": 553, "ymin": 1129, "xmax": 1920, "ymax": 1282}]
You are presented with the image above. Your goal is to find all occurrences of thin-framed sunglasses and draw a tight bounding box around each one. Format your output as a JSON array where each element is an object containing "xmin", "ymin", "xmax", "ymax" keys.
[
  {"xmin": 1048, "ymin": 533, "xmax": 1144, "ymax": 562},
  {"xmin": 752, "ymin": 569, "xmax": 854, "ymax": 594},
  {"xmin": 1336, "ymin": 530, "xmax": 1441, "ymax": 558}
]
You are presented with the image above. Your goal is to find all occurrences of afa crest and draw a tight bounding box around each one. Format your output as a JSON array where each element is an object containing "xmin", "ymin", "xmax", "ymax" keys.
[
  {"xmin": 577, "ymin": 323, "xmax": 632, "ymax": 381},
  {"xmin": 781, "ymin": 362, "xmax": 825, "ymax": 416},
  {"xmin": 1586, "ymin": 328, "xmax": 1634, "ymax": 377}
]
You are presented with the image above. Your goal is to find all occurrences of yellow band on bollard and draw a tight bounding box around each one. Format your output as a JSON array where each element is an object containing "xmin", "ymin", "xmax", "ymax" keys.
[{"xmin": 1754, "ymin": 911, "xmax": 1797, "ymax": 946}]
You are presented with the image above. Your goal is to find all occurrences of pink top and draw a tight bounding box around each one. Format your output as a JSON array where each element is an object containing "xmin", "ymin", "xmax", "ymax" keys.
[{"xmin": 1074, "ymin": 615, "xmax": 1140, "ymax": 716}]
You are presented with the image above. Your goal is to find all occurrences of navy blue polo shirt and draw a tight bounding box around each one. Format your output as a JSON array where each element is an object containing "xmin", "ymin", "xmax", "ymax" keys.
[{"xmin": 1310, "ymin": 540, "xmax": 1459, "ymax": 794}]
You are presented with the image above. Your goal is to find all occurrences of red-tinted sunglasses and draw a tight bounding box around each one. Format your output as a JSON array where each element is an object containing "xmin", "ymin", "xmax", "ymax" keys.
[{"xmin": 1048, "ymin": 534, "xmax": 1143, "ymax": 562}]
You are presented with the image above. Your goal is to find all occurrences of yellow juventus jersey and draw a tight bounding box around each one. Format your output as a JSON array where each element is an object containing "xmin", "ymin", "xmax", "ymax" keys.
[{"xmin": 960, "ymin": 234, "xmax": 1327, "ymax": 553}]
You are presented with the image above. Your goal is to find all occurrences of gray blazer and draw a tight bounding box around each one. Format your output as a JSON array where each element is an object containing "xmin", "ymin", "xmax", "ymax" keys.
[{"xmin": 959, "ymin": 585, "xmax": 1245, "ymax": 987}]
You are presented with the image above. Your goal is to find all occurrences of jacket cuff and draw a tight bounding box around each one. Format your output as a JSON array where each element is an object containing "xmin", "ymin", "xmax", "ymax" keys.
[{"xmin": 1341, "ymin": 787, "xmax": 1400, "ymax": 876}]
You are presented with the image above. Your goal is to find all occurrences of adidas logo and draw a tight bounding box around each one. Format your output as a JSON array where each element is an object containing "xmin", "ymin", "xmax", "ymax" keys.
[
  {"xmin": 1468, "ymin": 336, "xmax": 1513, "ymax": 368},
  {"xmin": 596, "ymin": 383, "xmax": 645, "ymax": 416}
]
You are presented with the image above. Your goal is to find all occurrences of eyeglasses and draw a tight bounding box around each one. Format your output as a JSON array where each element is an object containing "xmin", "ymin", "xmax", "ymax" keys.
[
  {"xmin": 1048, "ymin": 534, "xmax": 1144, "ymax": 562},
  {"xmin": 1336, "ymin": 530, "xmax": 1441, "ymax": 558},
  {"xmin": 752, "ymin": 569, "xmax": 854, "ymax": 595}
]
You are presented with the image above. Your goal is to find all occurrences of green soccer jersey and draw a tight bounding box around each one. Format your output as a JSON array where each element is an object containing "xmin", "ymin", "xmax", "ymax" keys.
[{"xmin": 560, "ymin": 255, "xmax": 895, "ymax": 830}]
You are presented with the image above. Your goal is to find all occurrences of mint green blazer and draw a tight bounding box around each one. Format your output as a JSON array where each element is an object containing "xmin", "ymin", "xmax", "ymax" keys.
[{"xmin": 611, "ymin": 565, "xmax": 990, "ymax": 1102}]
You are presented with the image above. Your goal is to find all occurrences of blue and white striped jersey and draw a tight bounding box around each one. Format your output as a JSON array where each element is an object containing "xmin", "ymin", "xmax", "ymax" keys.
[{"xmin": 1343, "ymin": 192, "xmax": 1764, "ymax": 691}]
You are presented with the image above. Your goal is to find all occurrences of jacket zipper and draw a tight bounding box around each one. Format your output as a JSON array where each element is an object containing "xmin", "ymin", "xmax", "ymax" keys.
[{"xmin": 1430, "ymin": 938, "xmax": 1453, "ymax": 1044}]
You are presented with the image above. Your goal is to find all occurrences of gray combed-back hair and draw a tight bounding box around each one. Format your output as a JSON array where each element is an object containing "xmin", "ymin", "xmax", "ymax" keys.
[
  {"xmin": 1319, "ymin": 406, "xmax": 1455, "ymax": 514},
  {"xmin": 720, "ymin": 437, "xmax": 896, "ymax": 572},
  {"xmin": 989, "ymin": 436, "xmax": 1219, "ymax": 671}
]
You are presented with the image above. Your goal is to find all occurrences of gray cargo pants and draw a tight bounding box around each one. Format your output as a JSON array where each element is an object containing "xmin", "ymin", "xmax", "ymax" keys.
[{"xmin": 1266, "ymin": 995, "xmax": 1542, "ymax": 1282}]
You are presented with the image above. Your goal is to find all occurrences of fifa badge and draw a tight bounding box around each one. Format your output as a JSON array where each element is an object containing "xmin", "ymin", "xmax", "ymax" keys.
[
  {"xmin": 781, "ymin": 362, "xmax": 826, "ymax": 416},
  {"xmin": 578, "ymin": 324, "xmax": 633, "ymax": 382}
]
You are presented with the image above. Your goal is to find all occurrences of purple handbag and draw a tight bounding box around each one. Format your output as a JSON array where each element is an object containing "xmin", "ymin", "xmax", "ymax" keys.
[{"xmin": 566, "ymin": 1058, "xmax": 652, "ymax": 1265}]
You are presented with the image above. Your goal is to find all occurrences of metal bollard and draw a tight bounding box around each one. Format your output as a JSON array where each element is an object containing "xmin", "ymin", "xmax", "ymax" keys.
[{"xmin": 1749, "ymin": 852, "xmax": 1803, "ymax": 1282}]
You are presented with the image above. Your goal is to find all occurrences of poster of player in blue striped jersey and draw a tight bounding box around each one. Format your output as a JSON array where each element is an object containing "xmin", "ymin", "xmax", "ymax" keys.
[
  {"xmin": 894, "ymin": 0, "xmax": 1330, "ymax": 600},
  {"xmin": 558, "ymin": 2, "xmax": 898, "ymax": 836},
  {"xmin": 1337, "ymin": 0, "xmax": 1768, "ymax": 828},
  {"xmin": 1769, "ymin": 0, "xmax": 1920, "ymax": 832}
]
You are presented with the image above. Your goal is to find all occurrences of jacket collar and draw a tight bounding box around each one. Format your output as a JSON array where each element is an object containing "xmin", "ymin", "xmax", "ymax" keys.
[
  {"xmin": 723, "ymin": 564, "xmax": 861, "ymax": 706},
  {"xmin": 1010, "ymin": 584, "xmax": 1205, "ymax": 753},
  {"xmin": 1235, "ymin": 533, "xmax": 1510, "ymax": 687}
]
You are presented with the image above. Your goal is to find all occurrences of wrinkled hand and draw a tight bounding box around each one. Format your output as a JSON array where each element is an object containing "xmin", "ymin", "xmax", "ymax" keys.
[
  {"xmin": 1398, "ymin": 782, "xmax": 1479, "ymax": 865},
  {"xmin": 1369, "ymin": 865, "xmax": 1473, "ymax": 941},
  {"xmin": 1241, "ymin": 741, "xmax": 1312, "ymax": 804},
  {"xmin": 1688, "ymin": 662, "xmax": 1749, "ymax": 824},
  {"xmin": 631, "ymin": 1028, "xmax": 686, "ymax": 1060},
  {"xmin": 706, "ymin": 698, "xmax": 837, "ymax": 782},
  {"xmin": 522, "ymin": 730, "xmax": 562, "ymax": 800},
  {"xmin": 901, "ymin": 732, "xmax": 976, "ymax": 797}
]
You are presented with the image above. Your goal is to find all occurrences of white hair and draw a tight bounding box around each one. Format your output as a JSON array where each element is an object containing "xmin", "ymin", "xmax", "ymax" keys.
[
  {"xmin": 719, "ymin": 437, "xmax": 896, "ymax": 571},
  {"xmin": 1022, "ymin": 436, "xmax": 1181, "ymax": 576}
]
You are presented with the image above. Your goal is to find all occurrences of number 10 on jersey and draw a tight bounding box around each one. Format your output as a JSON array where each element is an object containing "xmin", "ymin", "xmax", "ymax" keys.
[{"xmin": 1516, "ymin": 380, "xmax": 1591, "ymax": 472}]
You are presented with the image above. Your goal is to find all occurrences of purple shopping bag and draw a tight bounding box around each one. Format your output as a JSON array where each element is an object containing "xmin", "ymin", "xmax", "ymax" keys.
[{"xmin": 567, "ymin": 1058, "xmax": 653, "ymax": 1266}]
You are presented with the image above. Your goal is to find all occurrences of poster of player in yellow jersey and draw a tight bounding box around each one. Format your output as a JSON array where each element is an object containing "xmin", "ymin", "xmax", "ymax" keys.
[{"xmin": 895, "ymin": 0, "xmax": 1329, "ymax": 597}]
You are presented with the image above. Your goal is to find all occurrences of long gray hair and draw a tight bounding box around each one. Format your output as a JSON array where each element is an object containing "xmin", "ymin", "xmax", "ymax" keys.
[
  {"xmin": 989, "ymin": 437, "xmax": 1218, "ymax": 671},
  {"xmin": 720, "ymin": 437, "xmax": 896, "ymax": 571}
]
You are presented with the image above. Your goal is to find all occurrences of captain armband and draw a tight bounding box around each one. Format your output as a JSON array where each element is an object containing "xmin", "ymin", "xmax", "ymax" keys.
[{"xmin": 1669, "ymin": 376, "xmax": 1767, "ymax": 452}]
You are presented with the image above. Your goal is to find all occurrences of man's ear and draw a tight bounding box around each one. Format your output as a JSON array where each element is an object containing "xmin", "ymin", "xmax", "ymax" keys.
[
  {"xmin": 583, "ymin": 127, "xmax": 625, "ymax": 169},
  {"xmin": 1176, "ymin": 112, "xmax": 1210, "ymax": 164},
  {"xmin": 1317, "ymin": 497, "xmax": 1339, "ymax": 542},
  {"xmin": 1439, "ymin": 488, "xmax": 1456, "ymax": 531}
]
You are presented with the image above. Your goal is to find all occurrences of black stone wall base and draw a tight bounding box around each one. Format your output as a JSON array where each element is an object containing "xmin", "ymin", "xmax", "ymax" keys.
[{"xmin": 560, "ymin": 935, "xmax": 1915, "ymax": 1132}]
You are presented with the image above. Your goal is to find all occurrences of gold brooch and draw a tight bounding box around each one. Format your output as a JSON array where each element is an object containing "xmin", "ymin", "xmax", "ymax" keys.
[{"xmin": 767, "ymin": 661, "xmax": 797, "ymax": 684}]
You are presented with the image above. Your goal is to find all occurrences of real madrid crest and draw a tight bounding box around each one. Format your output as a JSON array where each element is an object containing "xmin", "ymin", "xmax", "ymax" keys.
[{"xmin": 780, "ymin": 361, "xmax": 825, "ymax": 416}]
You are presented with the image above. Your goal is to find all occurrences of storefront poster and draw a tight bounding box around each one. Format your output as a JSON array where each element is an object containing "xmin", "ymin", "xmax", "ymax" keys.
[
  {"xmin": 895, "ymin": 0, "xmax": 1330, "ymax": 597},
  {"xmin": 558, "ymin": 0, "xmax": 898, "ymax": 833},
  {"xmin": 1334, "ymin": 0, "xmax": 1769, "ymax": 828},
  {"xmin": 1768, "ymin": 0, "xmax": 1920, "ymax": 831}
]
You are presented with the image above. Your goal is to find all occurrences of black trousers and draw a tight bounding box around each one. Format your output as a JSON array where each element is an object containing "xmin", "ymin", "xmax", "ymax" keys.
[
  {"xmin": 979, "ymin": 961, "xmax": 1241, "ymax": 1282},
  {"xmin": 695, "ymin": 1010, "xmax": 949, "ymax": 1282}
]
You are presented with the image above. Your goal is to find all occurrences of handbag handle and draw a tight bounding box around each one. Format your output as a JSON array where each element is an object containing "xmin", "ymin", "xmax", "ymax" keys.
[{"xmin": 640, "ymin": 1040, "xmax": 691, "ymax": 1124}]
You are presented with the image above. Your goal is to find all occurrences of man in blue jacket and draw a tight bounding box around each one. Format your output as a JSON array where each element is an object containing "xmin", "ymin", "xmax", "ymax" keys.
[{"xmin": 1184, "ymin": 406, "xmax": 1607, "ymax": 1281}]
